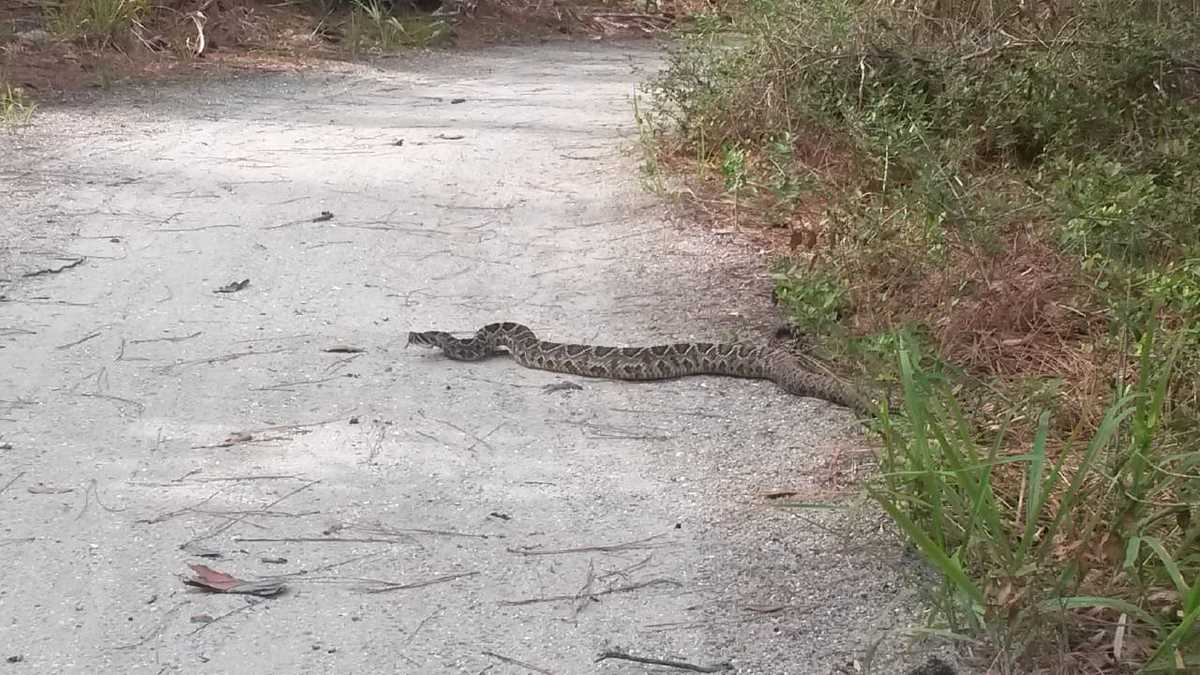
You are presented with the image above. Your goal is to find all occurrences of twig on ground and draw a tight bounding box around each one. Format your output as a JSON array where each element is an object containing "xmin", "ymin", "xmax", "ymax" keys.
[
  {"xmin": 154, "ymin": 347, "xmax": 289, "ymax": 374},
  {"xmin": 507, "ymin": 533, "xmax": 668, "ymax": 556},
  {"xmin": 75, "ymin": 392, "xmax": 146, "ymax": 414},
  {"xmin": 0, "ymin": 471, "xmax": 26, "ymax": 497},
  {"xmin": 139, "ymin": 488, "xmax": 227, "ymax": 524},
  {"xmin": 185, "ymin": 480, "xmax": 320, "ymax": 545},
  {"xmin": 597, "ymin": 555, "xmax": 652, "ymax": 582},
  {"xmin": 130, "ymin": 331, "xmax": 203, "ymax": 344},
  {"xmin": 595, "ymin": 650, "xmax": 732, "ymax": 672},
  {"xmin": 76, "ymin": 478, "xmax": 126, "ymax": 520},
  {"xmin": 572, "ymin": 560, "xmax": 596, "ymax": 619},
  {"xmin": 154, "ymin": 224, "xmax": 237, "ymax": 232},
  {"xmin": 500, "ymin": 578, "xmax": 682, "ymax": 606},
  {"xmin": 355, "ymin": 524, "xmax": 492, "ymax": 539},
  {"xmin": 233, "ymin": 536, "xmax": 404, "ymax": 544},
  {"xmin": 406, "ymin": 608, "xmax": 442, "ymax": 645},
  {"xmin": 56, "ymin": 331, "xmax": 101, "ymax": 350},
  {"xmin": 188, "ymin": 598, "xmax": 259, "ymax": 634},
  {"xmin": 323, "ymin": 352, "xmax": 363, "ymax": 373},
  {"xmin": 419, "ymin": 411, "xmax": 496, "ymax": 452},
  {"xmin": 271, "ymin": 552, "xmax": 383, "ymax": 579},
  {"xmin": 480, "ymin": 651, "xmax": 553, "ymax": 675},
  {"xmin": 173, "ymin": 473, "xmax": 300, "ymax": 483},
  {"xmin": 23, "ymin": 257, "xmax": 84, "ymax": 277},
  {"xmin": 250, "ymin": 375, "xmax": 342, "ymax": 392},
  {"xmin": 363, "ymin": 570, "xmax": 479, "ymax": 594}
]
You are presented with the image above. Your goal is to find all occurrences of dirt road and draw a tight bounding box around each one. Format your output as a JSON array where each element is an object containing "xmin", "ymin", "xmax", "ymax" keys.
[{"xmin": 1, "ymin": 42, "xmax": 936, "ymax": 674}]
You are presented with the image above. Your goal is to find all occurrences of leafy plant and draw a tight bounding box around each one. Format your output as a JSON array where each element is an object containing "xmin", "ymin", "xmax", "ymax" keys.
[{"xmin": 770, "ymin": 260, "xmax": 848, "ymax": 334}]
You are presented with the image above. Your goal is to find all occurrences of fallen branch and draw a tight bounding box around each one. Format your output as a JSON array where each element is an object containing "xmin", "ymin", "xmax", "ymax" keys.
[{"xmin": 595, "ymin": 650, "xmax": 732, "ymax": 672}]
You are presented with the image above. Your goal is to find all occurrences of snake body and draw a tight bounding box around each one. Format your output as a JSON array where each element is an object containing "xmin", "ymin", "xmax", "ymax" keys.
[{"xmin": 407, "ymin": 322, "xmax": 873, "ymax": 414}]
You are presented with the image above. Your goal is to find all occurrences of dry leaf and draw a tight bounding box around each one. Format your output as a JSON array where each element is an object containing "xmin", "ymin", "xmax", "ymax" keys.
[{"xmin": 184, "ymin": 564, "xmax": 286, "ymax": 597}]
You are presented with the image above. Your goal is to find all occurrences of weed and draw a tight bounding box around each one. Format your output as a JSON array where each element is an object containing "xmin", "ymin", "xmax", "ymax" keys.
[
  {"xmin": 346, "ymin": 0, "xmax": 448, "ymax": 55},
  {"xmin": 1, "ymin": 84, "xmax": 36, "ymax": 126},
  {"xmin": 46, "ymin": 0, "xmax": 151, "ymax": 48}
]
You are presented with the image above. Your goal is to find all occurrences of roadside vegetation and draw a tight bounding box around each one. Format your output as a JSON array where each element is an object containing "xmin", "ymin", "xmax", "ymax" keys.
[
  {"xmin": 1, "ymin": 0, "xmax": 661, "ymax": 105},
  {"xmin": 641, "ymin": 0, "xmax": 1200, "ymax": 671},
  {"xmin": 342, "ymin": 0, "xmax": 450, "ymax": 56},
  {"xmin": 1, "ymin": 82, "xmax": 36, "ymax": 125}
]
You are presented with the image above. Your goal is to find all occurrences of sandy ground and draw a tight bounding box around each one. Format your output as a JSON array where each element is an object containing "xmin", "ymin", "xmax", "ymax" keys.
[{"xmin": 0, "ymin": 41, "xmax": 949, "ymax": 674}]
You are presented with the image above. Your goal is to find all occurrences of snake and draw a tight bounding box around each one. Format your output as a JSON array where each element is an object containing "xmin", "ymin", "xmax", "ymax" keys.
[{"xmin": 406, "ymin": 322, "xmax": 874, "ymax": 414}]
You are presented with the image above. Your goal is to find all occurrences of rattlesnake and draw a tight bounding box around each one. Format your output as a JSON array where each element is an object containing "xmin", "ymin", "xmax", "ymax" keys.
[{"xmin": 406, "ymin": 322, "xmax": 875, "ymax": 414}]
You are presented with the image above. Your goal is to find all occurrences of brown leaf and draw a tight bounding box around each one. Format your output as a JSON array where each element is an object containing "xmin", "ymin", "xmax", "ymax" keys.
[{"xmin": 184, "ymin": 564, "xmax": 286, "ymax": 597}]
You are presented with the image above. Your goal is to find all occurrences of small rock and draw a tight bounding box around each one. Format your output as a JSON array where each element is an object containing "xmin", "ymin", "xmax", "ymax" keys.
[
  {"xmin": 16, "ymin": 29, "xmax": 50, "ymax": 45},
  {"xmin": 6, "ymin": 655, "xmax": 23, "ymax": 663}
]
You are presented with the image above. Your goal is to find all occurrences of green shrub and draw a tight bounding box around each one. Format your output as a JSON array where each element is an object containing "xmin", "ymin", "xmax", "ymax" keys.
[{"xmin": 770, "ymin": 260, "xmax": 848, "ymax": 334}]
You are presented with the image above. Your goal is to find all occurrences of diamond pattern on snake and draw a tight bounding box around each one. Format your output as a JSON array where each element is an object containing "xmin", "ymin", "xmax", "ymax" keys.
[{"xmin": 407, "ymin": 322, "xmax": 874, "ymax": 414}]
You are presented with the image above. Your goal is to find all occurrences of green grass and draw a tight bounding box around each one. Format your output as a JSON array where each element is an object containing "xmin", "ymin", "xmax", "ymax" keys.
[
  {"xmin": 870, "ymin": 327, "xmax": 1198, "ymax": 670},
  {"xmin": 1, "ymin": 84, "xmax": 36, "ymax": 126},
  {"xmin": 45, "ymin": 0, "xmax": 151, "ymax": 48},
  {"xmin": 346, "ymin": 0, "xmax": 449, "ymax": 55}
]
